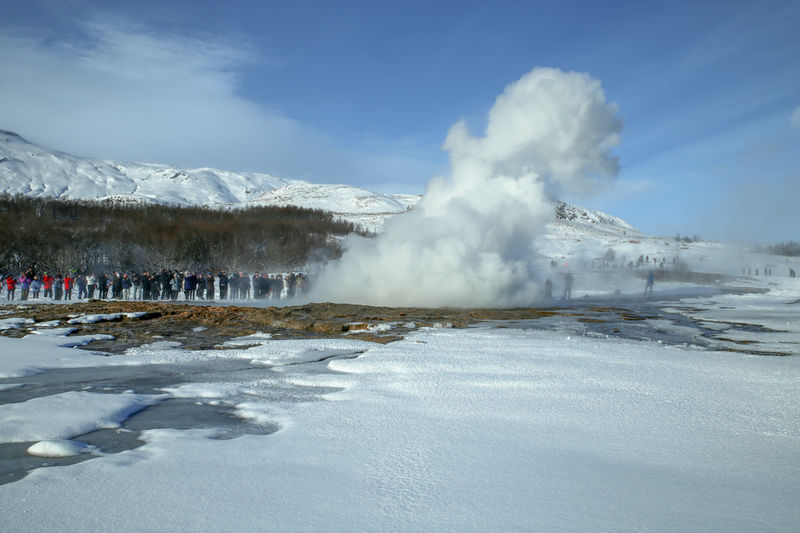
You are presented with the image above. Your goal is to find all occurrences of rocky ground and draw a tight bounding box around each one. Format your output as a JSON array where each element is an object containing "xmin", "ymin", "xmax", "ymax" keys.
[
  {"xmin": 0, "ymin": 300, "xmax": 567, "ymax": 353},
  {"xmin": 0, "ymin": 286, "xmax": 784, "ymax": 356}
]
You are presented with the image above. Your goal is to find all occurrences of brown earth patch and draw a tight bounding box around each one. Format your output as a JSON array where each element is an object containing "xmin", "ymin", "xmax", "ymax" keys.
[{"xmin": 1, "ymin": 300, "xmax": 566, "ymax": 353}]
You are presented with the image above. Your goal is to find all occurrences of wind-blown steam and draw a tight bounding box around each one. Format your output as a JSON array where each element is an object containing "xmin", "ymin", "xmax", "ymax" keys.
[{"xmin": 311, "ymin": 67, "xmax": 622, "ymax": 307}]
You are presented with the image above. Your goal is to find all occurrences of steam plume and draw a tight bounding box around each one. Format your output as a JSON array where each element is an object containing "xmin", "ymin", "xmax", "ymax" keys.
[{"xmin": 311, "ymin": 67, "xmax": 622, "ymax": 307}]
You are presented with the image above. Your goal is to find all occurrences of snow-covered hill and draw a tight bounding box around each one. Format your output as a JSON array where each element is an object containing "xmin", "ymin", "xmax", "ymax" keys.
[
  {"xmin": 0, "ymin": 130, "xmax": 418, "ymax": 232},
  {"xmin": 247, "ymin": 182, "xmax": 420, "ymax": 233}
]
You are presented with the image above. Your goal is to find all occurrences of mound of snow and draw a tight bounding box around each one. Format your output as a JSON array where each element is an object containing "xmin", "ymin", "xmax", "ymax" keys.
[{"xmin": 27, "ymin": 439, "xmax": 96, "ymax": 457}]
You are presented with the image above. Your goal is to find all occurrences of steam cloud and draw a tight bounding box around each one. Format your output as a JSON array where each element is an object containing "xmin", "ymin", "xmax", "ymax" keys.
[{"xmin": 311, "ymin": 67, "xmax": 622, "ymax": 307}]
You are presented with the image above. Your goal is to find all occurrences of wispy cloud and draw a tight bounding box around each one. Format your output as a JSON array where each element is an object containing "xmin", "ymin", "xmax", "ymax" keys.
[
  {"xmin": 0, "ymin": 16, "xmax": 438, "ymax": 189},
  {"xmin": 71, "ymin": 17, "xmax": 256, "ymax": 93}
]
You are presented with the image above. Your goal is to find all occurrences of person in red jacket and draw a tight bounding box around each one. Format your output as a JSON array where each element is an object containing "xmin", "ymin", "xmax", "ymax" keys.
[
  {"xmin": 42, "ymin": 272, "xmax": 54, "ymax": 299},
  {"xmin": 64, "ymin": 273, "xmax": 73, "ymax": 300},
  {"xmin": 4, "ymin": 275, "xmax": 16, "ymax": 300}
]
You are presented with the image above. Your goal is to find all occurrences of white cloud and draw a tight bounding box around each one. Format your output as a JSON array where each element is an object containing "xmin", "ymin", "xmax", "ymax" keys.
[{"xmin": 0, "ymin": 18, "xmax": 437, "ymax": 188}]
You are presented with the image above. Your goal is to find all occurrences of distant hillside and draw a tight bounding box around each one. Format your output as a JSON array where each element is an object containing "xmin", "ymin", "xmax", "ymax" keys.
[{"xmin": 0, "ymin": 130, "xmax": 417, "ymax": 233}]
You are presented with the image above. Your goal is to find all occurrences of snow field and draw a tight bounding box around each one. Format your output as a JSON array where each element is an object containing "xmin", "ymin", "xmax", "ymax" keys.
[{"xmin": 0, "ymin": 319, "xmax": 797, "ymax": 531}]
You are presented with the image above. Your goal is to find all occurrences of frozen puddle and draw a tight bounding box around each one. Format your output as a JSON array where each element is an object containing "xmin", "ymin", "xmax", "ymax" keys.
[{"xmin": 0, "ymin": 351, "xmax": 360, "ymax": 485}]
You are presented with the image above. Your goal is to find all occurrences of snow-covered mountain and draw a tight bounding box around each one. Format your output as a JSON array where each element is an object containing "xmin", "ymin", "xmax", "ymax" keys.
[
  {"xmin": 0, "ymin": 129, "xmax": 633, "ymax": 236},
  {"xmin": 0, "ymin": 130, "xmax": 418, "ymax": 232}
]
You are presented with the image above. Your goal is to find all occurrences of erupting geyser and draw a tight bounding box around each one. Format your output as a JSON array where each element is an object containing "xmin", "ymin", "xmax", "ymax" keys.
[{"xmin": 312, "ymin": 67, "xmax": 623, "ymax": 307}]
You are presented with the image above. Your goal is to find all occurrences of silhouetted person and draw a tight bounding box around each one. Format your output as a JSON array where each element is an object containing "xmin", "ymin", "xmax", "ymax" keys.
[
  {"xmin": 544, "ymin": 278, "xmax": 553, "ymax": 300},
  {"xmin": 645, "ymin": 270, "xmax": 654, "ymax": 296},
  {"xmin": 563, "ymin": 273, "xmax": 573, "ymax": 300}
]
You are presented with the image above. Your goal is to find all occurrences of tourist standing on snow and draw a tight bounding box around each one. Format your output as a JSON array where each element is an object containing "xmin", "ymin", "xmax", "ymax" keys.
[
  {"xmin": 122, "ymin": 274, "xmax": 132, "ymax": 300},
  {"xmin": 159, "ymin": 270, "xmax": 170, "ymax": 300},
  {"xmin": 205, "ymin": 273, "xmax": 215, "ymax": 300},
  {"xmin": 64, "ymin": 272, "xmax": 73, "ymax": 300},
  {"xmin": 239, "ymin": 273, "xmax": 251, "ymax": 300},
  {"xmin": 141, "ymin": 271, "xmax": 152, "ymax": 300},
  {"xmin": 150, "ymin": 273, "xmax": 161, "ymax": 301},
  {"xmin": 273, "ymin": 275, "xmax": 285, "ymax": 300},
  {"xmin": 544, "ymin": 278, "xmax": 553, "ymax": 300},
  {"xmin": 230, "ymin": 272, "xmax": 241, "ymax": 299},
  {"xmin": 645, "ymin": 270, "xmax": 654, "ymax": 296},
  {"xmin": 76, "ymin": 274, "xmax": 87, "ymax": 299},
  {"xmin": 5, "ymin": 275, "xmax": 16, "ymax": 300},
  {"xmin": 42, "ymin": 272, "xmax": 53, "ymax": 298},
  {"xmin": 19, "ymin": 274, "xmax": 31, "ymax": 301},
  {"xmin": 111, "ymin": 272, "xmax": 123, "ymax": 299},
  {"xmin": 183, "ymin": 271, "xmax": 195, "ymax": 300},
  {"xmin": 563, "ymin": 272, "xmax": 573, "ymax": 300},
  {"xmin": 169, "ymin": 273, "xmax": 181, "ymax": 299},
  {"xmin": 132, "ymin": 272, "xmax": 141, "ymax": 299},
  {"xmin": 218, "ymin": 271, "xmax": 229, "ymax": 300},
  {"xmin": 31, "ymin": 275, "xmax": 42, "ymax": 299},
  {"xmin": 255, "ymin": 273, "xmax": 268, "ymax": 299},
  {"xmin": 195, "ymin": 274, "xmax": 206, "ymax": 300},
  {"xmin": 97, "ymin": 272, "xmax": 108, "ymax": 299},
  {"xmin": 86, "ymin": 273, "xmax": 96, "ymax": 299},
  {"xmin": 54, "ymin": 272, "xmax": 64, "ymax": 300}
]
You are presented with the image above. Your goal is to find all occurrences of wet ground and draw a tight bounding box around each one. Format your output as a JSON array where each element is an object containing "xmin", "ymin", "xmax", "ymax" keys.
[{"xmin": 1, "ymin": 293, "xmax": 796, "ymax": 485}]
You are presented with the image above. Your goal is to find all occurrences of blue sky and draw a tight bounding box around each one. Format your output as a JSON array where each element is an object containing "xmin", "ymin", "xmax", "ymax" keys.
[{"xmin": 1, "ymin": 0, "xmax": 798, "ymax": 243}]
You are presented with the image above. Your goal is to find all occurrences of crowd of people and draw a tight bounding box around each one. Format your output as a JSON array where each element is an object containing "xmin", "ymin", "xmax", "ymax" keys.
[{"xmin": 2, "ymin": 267, "xmax": 307, "ymax": 302}]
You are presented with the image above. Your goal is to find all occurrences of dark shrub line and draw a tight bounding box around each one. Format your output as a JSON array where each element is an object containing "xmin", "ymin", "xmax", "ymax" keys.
[{"xmin": 0, "ymin": 194, "xmax": 362, "ymax": 273}]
